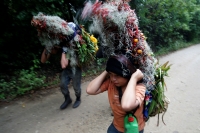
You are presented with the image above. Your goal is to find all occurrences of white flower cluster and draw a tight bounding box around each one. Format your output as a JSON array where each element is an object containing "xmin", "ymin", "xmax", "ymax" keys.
[
  {"xmin": 33, "ymin": 12, "xmax": 75, "ymax": 52},
  {"xmin": 81, "ymin": 0, "xmax": 156, "ymax": 91}
]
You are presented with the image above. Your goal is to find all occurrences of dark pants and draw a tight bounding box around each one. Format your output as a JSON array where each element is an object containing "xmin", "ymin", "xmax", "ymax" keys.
[
  {"xmin": 107, "ymin": 123, "xmax": 144, "ymax": 133},
  {"xmin": 60, "ymin": 66, "xmax": 82, "ymax": 97}
]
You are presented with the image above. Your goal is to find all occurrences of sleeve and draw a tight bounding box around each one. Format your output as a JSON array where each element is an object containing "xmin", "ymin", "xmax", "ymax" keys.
[
  {"xmin": 99, "ymin": 78, "xmax": 110, "ymax": 92},
  {"xmin": 135, "ymin": 84, "xmax": 146, "ymax": 106}
]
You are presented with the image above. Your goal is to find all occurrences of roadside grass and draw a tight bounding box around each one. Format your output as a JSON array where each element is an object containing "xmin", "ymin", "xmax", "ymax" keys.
[
  {"xmin": 155, "ymin": 40, "xmax": 200, "ymax": 56},
  {"xmin": 0, "ymin": 58, "xmax": 106, "ymax": 102}
]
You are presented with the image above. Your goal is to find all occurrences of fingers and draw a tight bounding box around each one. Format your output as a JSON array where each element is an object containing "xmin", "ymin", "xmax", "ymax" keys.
[{"xmin": 132, "ymin": 69, "xmax": 144, "ymax": 81}]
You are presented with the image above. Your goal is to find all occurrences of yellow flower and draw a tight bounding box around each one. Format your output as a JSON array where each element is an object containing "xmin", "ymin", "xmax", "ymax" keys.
[
  {"xmin": 90, "ymin": 35, "xmax": 98, "ymax": 44},
  {"xmin": 95, "ymin": 46, "xmax": 99, "ymax": 52},
  {"xmin": 90, "ymin": 35, "xmax": 98, "ymax": 52}
]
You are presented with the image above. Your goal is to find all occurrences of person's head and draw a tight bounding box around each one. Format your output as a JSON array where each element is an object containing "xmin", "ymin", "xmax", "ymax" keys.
[
  {"xmin": 107, "ymin": 71, "xmax": 129, "ymax": 87},
  {"xmin": 106, "ymin": 54, "xmax": 137, "ymax": 87}
]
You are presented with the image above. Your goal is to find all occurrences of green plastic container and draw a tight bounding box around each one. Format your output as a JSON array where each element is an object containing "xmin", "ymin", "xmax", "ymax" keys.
[{"xmin": 124, "ymin": 113, "xmax": 139, "ymax": 133}]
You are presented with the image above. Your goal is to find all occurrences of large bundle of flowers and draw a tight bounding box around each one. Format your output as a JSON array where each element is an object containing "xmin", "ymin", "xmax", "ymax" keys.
[
  {"xmin": 81, "ymin": 0, "xmax": 170, "ymax": 124},
  {"xmin": 31, "ymin": 12, "xmax": 98, "ymax": 67}
]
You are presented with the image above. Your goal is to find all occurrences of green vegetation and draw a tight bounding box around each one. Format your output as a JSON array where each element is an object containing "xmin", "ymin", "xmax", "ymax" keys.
[
  {"xmin": 0, "ymin": 0, "xmax": 200, "ymax": 101},
  {"xmin": 132, "ymin": 0, "xmax": 200, "ymax": 52},
  {"xmin": 155, "ymin": 40, "xmax": 199, "ymax": 56}
]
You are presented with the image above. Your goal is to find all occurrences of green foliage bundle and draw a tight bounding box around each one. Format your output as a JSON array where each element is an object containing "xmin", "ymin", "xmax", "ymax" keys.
[
  {"xmin": 148, "ymin": 61, "xmax": 171, "ymax": 125},
  {"xmin": 77, "ymin": 29, "xmax": 98, "ymax": 65}
]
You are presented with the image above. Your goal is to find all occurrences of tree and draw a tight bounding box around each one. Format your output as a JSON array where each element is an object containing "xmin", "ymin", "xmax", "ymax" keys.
[
  {"xmin": 0, "ymin": 0, "xmax": 86, "ymax": 73},
  {"xmin": 130, "ymin": 0, "xmax": 198, "ymax": 51}
]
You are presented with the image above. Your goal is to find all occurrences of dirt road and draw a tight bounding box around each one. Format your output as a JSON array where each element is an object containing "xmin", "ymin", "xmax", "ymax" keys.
[{"xmin": 1, "ymin": 44, "xmax": 200, "ymax": 133}]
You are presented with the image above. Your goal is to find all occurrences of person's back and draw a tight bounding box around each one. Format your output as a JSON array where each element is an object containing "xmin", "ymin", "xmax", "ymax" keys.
[{"xmin": 37, "ymin": 20, "xmax": 82, "ymax": 110}]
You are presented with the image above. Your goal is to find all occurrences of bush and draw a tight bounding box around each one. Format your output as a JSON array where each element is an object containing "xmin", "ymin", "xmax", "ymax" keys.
[{"xmin": 0, "ymin": 69, "xmax": 45, "ymax": 101}]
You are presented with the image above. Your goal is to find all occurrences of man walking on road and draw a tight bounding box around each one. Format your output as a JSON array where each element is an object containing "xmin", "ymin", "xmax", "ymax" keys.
[{"xmin": 40, "ymin": 22, "xmax": 82, "ymax": 110}]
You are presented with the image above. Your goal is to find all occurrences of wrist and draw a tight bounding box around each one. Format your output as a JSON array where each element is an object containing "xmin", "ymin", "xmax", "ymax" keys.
[
  {"xmin": 62, "ymin": 51, "xmax": 67, "ymax": 54},
  {"xmin": 62, "ymin": 46, "xmax": 68, "ymax": 54},
  {"xmin": 131, "ymin": 73, "xmax": 138, "ymax": 81}
]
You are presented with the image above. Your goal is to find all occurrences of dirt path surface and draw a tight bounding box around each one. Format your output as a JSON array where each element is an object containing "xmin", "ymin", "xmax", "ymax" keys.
[{"xmin": 1, "ymin": 44, "xmax": 200, "ymax": 133}]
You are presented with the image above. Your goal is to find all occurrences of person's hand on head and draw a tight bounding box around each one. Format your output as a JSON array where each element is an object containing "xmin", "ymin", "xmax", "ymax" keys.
[{"xmin": 131, "ymin": 69, "xmax": 144, "ymax": 82}]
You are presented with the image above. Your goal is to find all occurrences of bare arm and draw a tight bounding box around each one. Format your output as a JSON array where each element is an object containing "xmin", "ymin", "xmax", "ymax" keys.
[
  {"xmin": 41, "ymin": 48, "xmax": 51, "ymax": 63},
  {"xmin": 121, "ymin": 69, "xmax": 144, "ymax": 112},
  {"xmin": 86, "ymin": 70, "xmax": 108, "ymax": 95},
  {"xmin": 60, "ymin": 53, "xmax": 69, "ymax": 69}
]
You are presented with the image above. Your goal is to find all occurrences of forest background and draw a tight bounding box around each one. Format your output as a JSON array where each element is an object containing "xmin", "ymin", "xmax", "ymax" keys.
[{"xmin": 0, "ymin": 0, "xmax": 200, "ymax": 102}]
